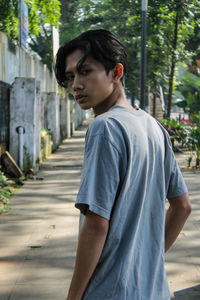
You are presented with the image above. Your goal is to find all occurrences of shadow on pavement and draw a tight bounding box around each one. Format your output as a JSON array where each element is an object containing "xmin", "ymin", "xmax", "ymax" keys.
[{"xmin": 173, "ymin": 284, "xmax": 200, "ymax": 300}]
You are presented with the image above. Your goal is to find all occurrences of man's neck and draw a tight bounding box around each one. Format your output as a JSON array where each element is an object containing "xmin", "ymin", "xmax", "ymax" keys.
[{"xmin": 93, "ymin": 85, "xmax": 133, "ymax": 116}]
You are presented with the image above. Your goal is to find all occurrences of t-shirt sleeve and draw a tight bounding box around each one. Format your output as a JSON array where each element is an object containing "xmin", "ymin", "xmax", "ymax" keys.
[
  {"xmin": 75, "ymin": 133, "xmax": 123, "ymax": 220},
  {"xmin": 166, "ymin": 136, "xmax": 188, "ymax": 199}
]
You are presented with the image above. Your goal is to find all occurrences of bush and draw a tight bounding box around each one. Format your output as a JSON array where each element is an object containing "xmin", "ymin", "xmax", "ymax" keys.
[
  {"xmin": 0, "ymin": 171, "xmax": 9, "ymax": 187},
  {"xmin": 0, "ymin": 171, "xmax": 11, "ymax": 214},
  {"xmin": 0, "ymin": 188, "xmax": 11, "ymax": 214},
  {"xmin": 161, "ymin": 118, "xmax": 200, "ymax": 168},
  {"xmin": 161, "ymin": 118, "xmax": 190, "ymax": 150},
  {"xmin": 187, "ymin": 126, "xmax": 200, "ymax": 167}
]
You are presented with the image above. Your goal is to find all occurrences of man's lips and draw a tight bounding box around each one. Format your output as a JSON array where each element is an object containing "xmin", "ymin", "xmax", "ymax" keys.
[{"xmin": 75, "ymin": 95, "xmax": 88, "ymax": 103}]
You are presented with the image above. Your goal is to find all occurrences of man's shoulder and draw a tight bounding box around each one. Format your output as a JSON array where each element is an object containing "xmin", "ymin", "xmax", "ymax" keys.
[
  {"xmin": 88, "ymin": 110, "xmax": 120, "ymax": 136},
  {"xmin": 86, "ymin": 110, "xmax": 129, "ymax": 155}
]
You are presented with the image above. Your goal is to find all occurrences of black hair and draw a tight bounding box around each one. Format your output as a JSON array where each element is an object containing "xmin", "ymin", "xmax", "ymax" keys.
[{"xmin": 54, "ymin": 29, "xmax": 127, "ymax": 87}]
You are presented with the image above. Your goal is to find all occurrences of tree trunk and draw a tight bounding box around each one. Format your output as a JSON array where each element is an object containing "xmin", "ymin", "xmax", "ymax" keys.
[{"xmin": 167, "ymin": 9, "xmax": 179, "ymax": 118}]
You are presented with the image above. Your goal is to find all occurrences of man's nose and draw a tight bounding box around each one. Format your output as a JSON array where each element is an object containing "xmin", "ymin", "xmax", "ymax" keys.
[{"xmin": 72, "ymin": 75, "xmax": 83, "ymax": 91}]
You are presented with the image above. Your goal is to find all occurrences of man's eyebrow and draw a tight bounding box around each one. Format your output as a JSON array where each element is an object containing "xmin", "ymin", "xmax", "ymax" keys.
[
  {"xmin": 65, "ymin": 63, "xmax": 91, "ymax": 75},
  {"xmin": 80, "ymin": 63, "xmax": 90, "ymax": 68},
  {"xmin": 77, "ymin": 63, "xmax": 91, "ymax": 71}
]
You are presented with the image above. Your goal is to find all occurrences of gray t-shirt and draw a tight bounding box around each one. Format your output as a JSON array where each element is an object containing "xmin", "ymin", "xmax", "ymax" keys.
[{"xmin": 75, "ymin": 105, "xmax": 188, "ymax": 300}]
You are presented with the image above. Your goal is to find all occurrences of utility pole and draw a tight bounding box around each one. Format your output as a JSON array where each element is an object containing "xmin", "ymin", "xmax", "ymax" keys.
[{"xmin": 140, "ymin": 0, "xmax": 148, "ymax": 110}]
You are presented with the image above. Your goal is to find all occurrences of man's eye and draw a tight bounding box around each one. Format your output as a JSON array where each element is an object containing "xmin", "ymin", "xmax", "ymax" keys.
[
  {"xmin": 66, "ymin": 75, "xmax": 74, "ymax": 82},
  {"xmin": 80, "ymin": 69, "xmax": 90, "ymax": 75}
]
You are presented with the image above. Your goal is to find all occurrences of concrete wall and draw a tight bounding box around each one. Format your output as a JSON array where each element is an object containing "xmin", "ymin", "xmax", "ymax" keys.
[
  {"xmin": 60, "ymin": 97, "xmax": 71, "ymax": 140},
  {"xmin": 41, "ymin": 93, "xmax": 86, "ymax": 149},
  {"xmin": 35, "ymin": 81, "xmax": 41, "ymax": 166},
  {"xmin": 41, "ymin": 92, "xmax": 60, "ymax": 151},
  {"xmin": 47, "ymin": 92, "xmax": 60, "ymax": 151},
  {"xmin": 10, "ymin": 77, "xmax": 41, "ymax": 172},
  {"xmin": 0, "ymin": 31, "xmax": 57, "ymax": 93},
  {"xmin": 41, "ymin": 93, "xmax": 48, "ymax": 129},
  {"xmin": 70, "ymin": 101, "xmax": 86, "ymax": 135},
  {"xmin": 1, "ymin": 31, "xmax": 87, "ymax": 171},
  {"xmin": 74, "ymin": 102, "xmax": 85, "ymax": 129}
]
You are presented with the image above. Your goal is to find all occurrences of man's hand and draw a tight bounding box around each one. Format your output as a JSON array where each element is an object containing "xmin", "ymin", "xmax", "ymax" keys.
[
  {"xmin": 165, "ymin": 192, "xmax": 192, "ymax": 252},
  {"xmin": 66, "ymin": 210, "xmax": 109, "ymax": 300}
]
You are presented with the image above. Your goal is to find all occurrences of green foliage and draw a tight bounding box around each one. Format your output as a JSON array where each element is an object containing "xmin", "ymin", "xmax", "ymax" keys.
[
  {"xmin": 188, "ymin": 125, "xmax": 200, "ymax": 166},
  {"xmin": 185, "ymin": 8, "xmax": 200, "ymax": 65},
  {"xmin": 60, "ymin": 0, "xmax": 141, "ymax": 99},
  {"xmin": 26, "ymin": 0, "xmax": 61, "ymax": 35},
  {"xmin": 0, "ymin": 171, "xmax": 9, "ymax": 187},
  {"xmin": 40, "ymin": 128, "xmax": 52, "ymax": 137},
  {"xmin": 0, "ymin": 0, "xmax": 19, "ymax": 40},
  {"xmin": 26, "ymin": 0, "xmax": 61, "ymax": 70},
  {"xmin": 190, "ymin": 112, "xmax": 200, "ymax": 123},
  {"xmin": 0, "ymin": 188, "xmax": 11, "ymax": 213},
  {"xmin": 0, "ymin": 0, "xmax": 61, "ymax": 70},
  {"xmin": 40, "ymin": 129, "xmax": 52, "ymax": 161},
  {"xmin": 29, "ymin": 25, "xmax": 53, "ymax": 70},
  {"xmin": 161, "ymin": 118, "xmax": 189, "ymax": 150},
  {"xmin": 0, "ymin": 172, "xmax": 11, "ymax": 214},
  {"xmin": 0, "ymin": 0, "xmax": 61, "ymax": 41},
  {"xmin": 59, "ymin": 0, "xmax": 200, "ymax": 104},
  {"xmin": 161, "ymin": 118, "xmax": 200, "ymax": 167},
  {"xmin": 176, "ymin": 71, "xmax": 200, "ymax": 113},
  {"xmin": 2, "ymin": 0, "xmax": 200, "ymax": 106}
]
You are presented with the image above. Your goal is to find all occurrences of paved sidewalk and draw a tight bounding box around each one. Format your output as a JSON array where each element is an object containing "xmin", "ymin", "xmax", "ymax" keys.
[
  {"xmin": 166, "ymin": 153, "xmax": 200, "ymax": 299},
  {"xmin": 0, "ymin": 118, "xmax": 199, "ymax": 300}
]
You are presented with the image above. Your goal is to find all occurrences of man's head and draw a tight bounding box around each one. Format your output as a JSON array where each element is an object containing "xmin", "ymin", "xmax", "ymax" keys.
[{"xmin": 55, "ymin": 29, "xmax": 127, "ymax": 88}]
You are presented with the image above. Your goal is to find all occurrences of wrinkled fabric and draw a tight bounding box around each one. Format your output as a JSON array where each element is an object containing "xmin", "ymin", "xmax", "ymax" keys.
[{"xmin": 75, "ymin": 105, "xmax": 188, "ymax": 300}]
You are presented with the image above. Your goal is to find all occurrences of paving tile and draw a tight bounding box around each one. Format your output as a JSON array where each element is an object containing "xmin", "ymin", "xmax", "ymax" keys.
[
  {"xmin": 15, "ymin": 258, "xmax": 73, "ymax": 284},
  {"xmin": 0, "ymin": 260, "xmax": 24, "ymax": 285},
  {"xmin": 0, "ymin": 285, "xmax": 13, "ymax": 300}
]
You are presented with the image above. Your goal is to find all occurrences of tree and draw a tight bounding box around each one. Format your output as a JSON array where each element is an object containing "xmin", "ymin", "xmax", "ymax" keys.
[
  {"xmin": 59, "ymin": 0, "xmax": 83, "ymax": 43},
  {"xmin": 0, "ymin": 0, "xmax": 19, "ymax": 40},
  {"xmin": 60, "ymin": 0, "xmax": 142, "ymax": 101},
  {"xmin": 164, "ymin": 1, "xmax": 199, "ymax": 117},
  {"xmin": 0, "ymin": 0, "xmax": 61, "ymax": 70},
  {"xmin": 147, "ymin": 0, "xmax": 200, "ymax": 117},
  {"xmin": 28, "ymin": 25, "xmax": 53, "ymax": 70},
  {"xmin": 185, "ymin": 10, "xmax": 200, "ymax": 68},
  {"xmin": 176, "ymin": 70, "xmax": 200, "ymax": 120},
  {"xmin": 0, "ymin": 0, "xmax": 61, "ymax": 40},
  {"xmin": 59, "ymin": 0, "xmax": 200, "ymax": 112}
]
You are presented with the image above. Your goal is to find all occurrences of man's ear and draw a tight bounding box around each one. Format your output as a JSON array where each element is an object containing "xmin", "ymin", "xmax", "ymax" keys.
[{"xmin": 113, "ymin": 63, "xmax": 124, "ymax": 82}]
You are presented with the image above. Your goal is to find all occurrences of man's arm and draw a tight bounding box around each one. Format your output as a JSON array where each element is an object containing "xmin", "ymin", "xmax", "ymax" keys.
[
  {"xmin": 165, "ymin": 192, "xmax": 192, "ymax": 252},
  {"xmin": 66, "ymin": 210, "xmax": 109, "ymax": 300}
]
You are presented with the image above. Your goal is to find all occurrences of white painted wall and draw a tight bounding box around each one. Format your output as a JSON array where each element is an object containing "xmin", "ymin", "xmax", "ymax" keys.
[
  {"xmin": 9, "ymin": 78, "xmax": 41, "ymax": 171},
  {"xmin": 0, "ymin": 31, "xmax": 57, "ymax": 93},
  {"xmin": 60, "ymin": 97, "xmax": 71, "ymax": 140},
  {"xmin": 46, "ymin": 92, "xmax": 60, "ymax": 151},
  {"xmin": 1, "ymin": 31, "xmax": 87, "ymax": 168}
]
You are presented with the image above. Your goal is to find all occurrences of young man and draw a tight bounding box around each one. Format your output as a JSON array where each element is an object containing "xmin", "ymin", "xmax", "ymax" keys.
[{"xmin": 55, "ymin": 29, "xmax": 191, "ymax": 300}]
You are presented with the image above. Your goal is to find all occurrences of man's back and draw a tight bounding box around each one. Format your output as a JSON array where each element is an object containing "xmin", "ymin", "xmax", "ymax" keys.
[{"xmin": 76, "ymin": 105, "xmax": 188, "ymax": 299}]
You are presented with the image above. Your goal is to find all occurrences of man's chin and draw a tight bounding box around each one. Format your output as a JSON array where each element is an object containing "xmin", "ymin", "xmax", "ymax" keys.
[{"xmin": 78, "ymin": 103, "xmax": 92, "ymax": 110}]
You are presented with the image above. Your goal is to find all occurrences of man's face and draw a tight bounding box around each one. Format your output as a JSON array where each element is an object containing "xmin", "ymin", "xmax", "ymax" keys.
[{"xmin": 65, "ymin": 49, "xmax": 114, "ymax": 111}]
